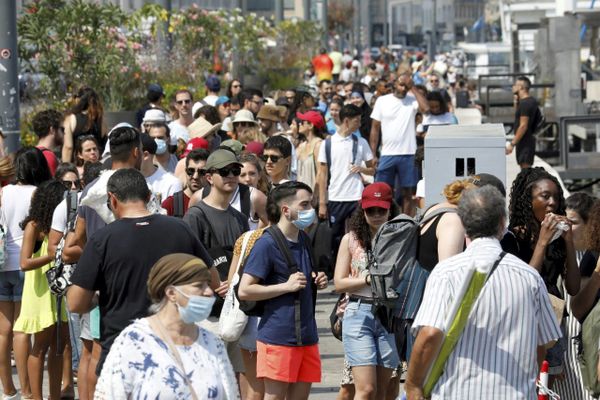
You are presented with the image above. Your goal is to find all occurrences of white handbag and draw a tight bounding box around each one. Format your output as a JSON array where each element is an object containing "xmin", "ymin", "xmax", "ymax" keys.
[{"xmin": 219, "ymin": 231, "xmax": 252, "ymax": 342}]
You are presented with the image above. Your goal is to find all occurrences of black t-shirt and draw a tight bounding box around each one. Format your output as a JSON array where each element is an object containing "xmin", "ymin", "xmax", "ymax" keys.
[
  {"xmin": 500, "ymin": 230, "xmax": 565, "ymax": 297},
  {"xmin": 70, "ymin": 214, "xmax": 212, "ymax": 373},
  {"xmin": 514, "ymin": 96, "xmax": 539, "ymax": 138}
]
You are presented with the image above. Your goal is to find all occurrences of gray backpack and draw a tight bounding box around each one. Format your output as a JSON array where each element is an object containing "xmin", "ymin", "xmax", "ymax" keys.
[{"xmin": 369, "ymin": 208, "xmax": 457, "ymax": 312}]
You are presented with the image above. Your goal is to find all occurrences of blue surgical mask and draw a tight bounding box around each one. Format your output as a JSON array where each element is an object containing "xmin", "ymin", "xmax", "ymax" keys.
[
  {"xmin": 173, "ymin": 287, "xmax": 215, "ymax": 324},
  {"xmin": 292, "ymin": 208, "xmax": 316, "ymax": 230},
  {"xmin": 155, "ymin": 138, "xmax": 168, "ymax": 155}
]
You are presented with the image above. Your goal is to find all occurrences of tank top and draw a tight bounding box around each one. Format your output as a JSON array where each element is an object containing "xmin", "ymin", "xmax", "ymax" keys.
[
  {"xmin": 1, "ymin": 184, "xmax": 37, "ymax": 272},
  {"xmin": 417, "ymin": 213, "xmax": 446, "ymax": 272},
  {"xmin": 347, "ymin": 232, "xmax": 372, "ymax": 298},
  {"xmin": 296, "ymin": 139, "xmax": 321, "ymax": 190},
  {"xmin": 74, "ymin": 113, "xmax": 104, "ymax": 149}
]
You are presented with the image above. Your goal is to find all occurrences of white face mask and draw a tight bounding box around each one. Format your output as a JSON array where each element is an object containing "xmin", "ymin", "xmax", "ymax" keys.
[{"xmin": 155, "ymin": 138, "xmax": 168, "ymax": 155}]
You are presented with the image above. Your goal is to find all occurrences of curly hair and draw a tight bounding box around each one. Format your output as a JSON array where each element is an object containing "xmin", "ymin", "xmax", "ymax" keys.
[
  {"xmin": 585, "ymin": 200, "xmax": 600, "ymax": 252},
  {"xmin": 20, "ymin": 180, "xmax": 66, "ymax": 234},
  {"xmin": 508, "ymin": 167, "xmax": 566, "ymax": 261},
  {"xmin": 347, "ymin": 201, "xmax": 401, "ymax": 252}
]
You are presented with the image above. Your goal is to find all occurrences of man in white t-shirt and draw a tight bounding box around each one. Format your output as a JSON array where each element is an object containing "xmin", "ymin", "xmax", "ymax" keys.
[
  {"xmin": 369, "ymin": 72, "xmax": 429, "ymax": 215},
  {"xmin": 139, "ymin": 133, "xmax": 182, "ymax": 204},
  {"xmin": 168, "ymin": 89, "xmax": 194, "ymax": 145},
  {"xmin": 318, "ymin": 104, "xmax": 375, "ymax": 263}
]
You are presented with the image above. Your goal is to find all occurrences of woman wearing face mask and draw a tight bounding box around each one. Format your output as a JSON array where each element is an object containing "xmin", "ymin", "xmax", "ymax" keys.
[
  {"xmin": 348, "ymin": 90, "xmax": 372, "ymax": 141},
  {"xmin": 95, "ymin": 253, "xmax": 239, "ymax": 400}
]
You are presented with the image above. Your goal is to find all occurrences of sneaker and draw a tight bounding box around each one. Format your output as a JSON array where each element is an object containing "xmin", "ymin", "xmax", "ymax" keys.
[{"xmin": 2, "ymin": 391, "xmax": 21, "ymax": 400}]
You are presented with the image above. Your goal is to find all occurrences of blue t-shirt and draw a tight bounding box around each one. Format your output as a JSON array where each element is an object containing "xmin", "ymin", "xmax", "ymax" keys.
[{"xmin": 243, "ymin": 232, "xmax": 318, "ymax": 346}]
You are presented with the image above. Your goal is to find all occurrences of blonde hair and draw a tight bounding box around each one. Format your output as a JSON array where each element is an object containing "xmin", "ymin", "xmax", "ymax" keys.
[{"xmin": 443, "ymin": 178, "xmax": 476, "ymax": 205}]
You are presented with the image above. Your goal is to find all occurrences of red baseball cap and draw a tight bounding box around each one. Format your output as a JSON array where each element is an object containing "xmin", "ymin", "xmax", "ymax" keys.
[
  {"xmin": 244, "ymin": 141, "xmax": 264, "ymax": 157},
  {"xmin": 296, "ymin": 111, "xmax": 325, "ymax": 131},
  {"xmin": 181, "ymin": 137, "xmax": 209, "ymax": 159},
  {"xmin": 361, "ymin": 182, "xmax": 393, "ymax": 209}
]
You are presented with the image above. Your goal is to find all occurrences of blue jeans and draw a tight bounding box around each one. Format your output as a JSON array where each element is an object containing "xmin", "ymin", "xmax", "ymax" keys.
[{"xmin": 342, "ymin": 300, "xmax": 399, "ymax": 369}]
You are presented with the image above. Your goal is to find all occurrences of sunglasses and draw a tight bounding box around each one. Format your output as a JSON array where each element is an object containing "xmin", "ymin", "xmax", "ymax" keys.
[
  {"xmin": 210, "ymin": 166, "xmax": 241, "ymax": 177},
  {"xmin": 232, "ymin": 84, "xmax": 242, "ymax": 88},
  {"xmin": 61, "ymin": 179, "xmax": 81, "ymax": 190},
  {"xmin": 176, "ymin": 99, "xmax": 192, "ymax": 105},
  {"xmin": 260, "ymin": 154, "xmax": 284, "ymax": 163},
  {"xmin": 365, "ymin": 207, "xmax": 388, "ymax": 217},
  {"xmin": 186, "ymin": 167, "xmax": 206, "ymax": 177}
]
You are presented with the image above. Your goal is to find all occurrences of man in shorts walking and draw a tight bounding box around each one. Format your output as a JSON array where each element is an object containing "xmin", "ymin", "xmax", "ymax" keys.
[
  {"xmin": 239, "ymin": 182, "xmax": 328, "ymax": 400},
  {"xmin": 369, "ymin": 72, "xmax": 429, "ymax": 215}
]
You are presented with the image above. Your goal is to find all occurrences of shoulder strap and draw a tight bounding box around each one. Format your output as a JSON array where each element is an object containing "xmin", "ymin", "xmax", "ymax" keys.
[
  {"xmin": 192, "ymin": 203, "xmax": 218, "ymax": 247},
  {"xmin": 419, "ymin": 207, "xmax": 457, "ymax": 227},
  {"xmin": 266, "ymin": 225, "xmax": 303, "ymax": 345},
  {"xmin": 485, "ymin": 251, "xmax": 506, "ymax": 284},
  {"xmin": 351, "ymin": 134, "xmax": 358, "ymax": 165},
  {"xmin": 66, "ymin": 192, "xmax": 79, "ymax": 232},
  {"xmin": 173, "ymin": 191, "xmax": 184, "ymax": 218},
  {"xmin": 239, "ymin": 184, "xmax": 251, "ymax": 218}
]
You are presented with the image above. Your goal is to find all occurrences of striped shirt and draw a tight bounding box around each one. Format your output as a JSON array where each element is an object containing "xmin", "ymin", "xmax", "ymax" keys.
[
  {"xmin": 554, "ymin": 251, "xmax": 595, "ymax": 399},
  {"xmin": 412, "ymin": 238, "xmax": 562, "ymax": 399}
]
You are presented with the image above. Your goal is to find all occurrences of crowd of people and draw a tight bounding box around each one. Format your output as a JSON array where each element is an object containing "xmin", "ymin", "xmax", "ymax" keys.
[{"xmin": 0, "ymin": 46, "xmax": 597, "ymax": 400}]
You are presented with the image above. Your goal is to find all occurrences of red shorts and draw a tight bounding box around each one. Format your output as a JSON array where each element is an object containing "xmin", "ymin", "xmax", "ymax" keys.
[{"xmin": 256, "ymin": 341, "xmax": 321, "ymax": 383}]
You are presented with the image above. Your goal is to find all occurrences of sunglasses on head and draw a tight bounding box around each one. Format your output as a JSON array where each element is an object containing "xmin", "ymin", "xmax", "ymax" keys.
[
  {"xmin": 260, "ymin": 154, "xmax": 284, "ymax": 163},
  {"xmin": 186, "ymin": 167, "xmax": 206, "ymax": 177},
  {"xmin": 210, "ymin": 166, "xmax": 241, "ymax": 177}
]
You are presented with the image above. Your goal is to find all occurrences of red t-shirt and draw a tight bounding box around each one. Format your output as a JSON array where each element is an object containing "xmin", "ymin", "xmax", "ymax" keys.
[
  {"xmin": 312, "ymin": 54, "xmax": 334, "ymax": 82},
  {"xmin": 161, "ymin": 191, "xmax": 191, "ymax": 217},
  {"xmin": 37, "ymin": 146, "xmax": 58, "ymax": 176}
]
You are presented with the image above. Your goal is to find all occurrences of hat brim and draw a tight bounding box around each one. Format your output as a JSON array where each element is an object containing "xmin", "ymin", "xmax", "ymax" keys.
[
  {"xmin": 191, "ymin": 122, "xmax": 222, "ymax": 139},
  {"xmin": 362, "ymin": 200, "xmax": 391, "ymax": 210},
  {"xmin": 207, "ymin": 160, "xmax": 243, "ymax": 170}
]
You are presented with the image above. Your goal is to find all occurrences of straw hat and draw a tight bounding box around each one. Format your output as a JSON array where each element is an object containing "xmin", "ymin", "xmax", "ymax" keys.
[{"xmin": 188, "ymin": 117, "xmax": 222, "ymax": 139}]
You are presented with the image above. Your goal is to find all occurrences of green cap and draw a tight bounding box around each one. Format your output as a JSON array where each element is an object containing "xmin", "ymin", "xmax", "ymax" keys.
[
  {"xmin": 205, "ymin": 149, "xmax": 242, "ymax": 170},
  {"xmin": 220, "ymin": 139, "xmax": 244, "ymax": 156}
]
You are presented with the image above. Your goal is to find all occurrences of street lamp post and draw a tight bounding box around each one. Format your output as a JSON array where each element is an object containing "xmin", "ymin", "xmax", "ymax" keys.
[{"xmin": 0, "ymin": 1, "xmax": 20, "ymax": 153}]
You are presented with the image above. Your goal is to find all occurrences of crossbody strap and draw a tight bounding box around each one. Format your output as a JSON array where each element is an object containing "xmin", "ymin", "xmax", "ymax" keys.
[
  {"xmin": 148, "ymin": 316, "xmax": 199, "ymax": 400},
  {"xmin": 267, "ymin": 226, "xmax": 303, "ymax": 345}
]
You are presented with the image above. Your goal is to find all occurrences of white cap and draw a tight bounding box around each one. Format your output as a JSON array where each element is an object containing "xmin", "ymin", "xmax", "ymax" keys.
[{"xmin": 102, "ymin": 122, "xmax": 135, "ymax": 160}]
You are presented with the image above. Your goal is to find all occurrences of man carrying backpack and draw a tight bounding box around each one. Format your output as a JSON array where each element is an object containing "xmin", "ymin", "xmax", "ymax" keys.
[
  {"xmin": 161, "ymin": 148, "xmax": 209, "ymax": 217},
  {"xmin": 239, "ymin": 181, "xmax": 328, "ymax": 400},
  {"xmin": 405, "ymin": 186, "xmax": 561, "ymax": 400},
  {"xmin": 317, "ymin": 104, "xmax": 375, "ymax": 264}
]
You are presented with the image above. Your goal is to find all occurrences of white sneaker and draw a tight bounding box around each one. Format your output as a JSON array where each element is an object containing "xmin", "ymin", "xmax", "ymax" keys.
[{"xmin": 2, "ymin": 391, "xmax": 21, "ymax": 400}]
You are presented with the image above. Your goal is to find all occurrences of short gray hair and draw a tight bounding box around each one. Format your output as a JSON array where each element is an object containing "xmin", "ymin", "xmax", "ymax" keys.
[{"xmin": 458, "ymin": 186, "xmax": 506, "ymax": 239}]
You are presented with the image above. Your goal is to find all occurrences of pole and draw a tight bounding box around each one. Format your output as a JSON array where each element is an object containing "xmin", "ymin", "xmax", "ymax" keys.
[
  {"xmin": 275, "ymin": 0, "xmax": 284, "ymax": 23},
  {"xmin": 303, "ymin": 0, "xmax": 311, "ymax": 20},
  {"xmin": 321, "ymin": 0, "xmax": 328, "ymax": 49},
  {"xmin": 0, "ymin": 1, "xmax": 20, "ymax": 153},
  {"xmin": 431, "ymin": 0, "xmax": 437, "ymax": 57}
]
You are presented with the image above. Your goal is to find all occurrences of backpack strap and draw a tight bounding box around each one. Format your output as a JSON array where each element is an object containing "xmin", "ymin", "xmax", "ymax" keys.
[
  {"xmin": 239, "ymin": 184, "xmax": 251, "ymax": 219},
  {"xmin": 173, "ymin": 191, "xmax": 185, "ymax": 218},
  {"xmin": 325, "ymin": 135, "xmax": 358, "ymax": 188},
  {"xmin": 267, "ymin": 226, "xmax": 303, "ymax": 345},
  {"xmin": 65, "ymin": 192, "xmax": 79, "ymax": 231},
  {"xmin": 418, "ymin": 207, "xmax": 457, "ymax": 227}
]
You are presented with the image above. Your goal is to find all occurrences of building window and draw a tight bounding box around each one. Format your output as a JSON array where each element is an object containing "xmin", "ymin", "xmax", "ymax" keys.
[{"xmin": 284, "ymin": 0, "xmax": 294, "ymax": 10}]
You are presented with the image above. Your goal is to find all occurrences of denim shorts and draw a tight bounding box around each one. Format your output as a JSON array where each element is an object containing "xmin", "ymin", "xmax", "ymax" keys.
[
  {"xmin": 342, "ymin": 300, "xmax": 400, "ymax": 369},
  {"xmin": 239, "ymin": 316, "xmax": 259, "ymax": 352},
  {"xmin": 375, "ymin": 155, "xmax": 418, "ymax": 189},
  {"xmin": 0, "ymin": 271, "xmax": 25, "ymax": 301},
  {"xmin": 546, "ymin": 329, "xmax": 566, "ymax": 375}
]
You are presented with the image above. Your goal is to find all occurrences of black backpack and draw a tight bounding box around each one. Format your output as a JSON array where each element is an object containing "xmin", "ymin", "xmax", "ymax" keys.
[
  {"xmin": 202, "ymin": 184, "xmax": 251, "ymax": 220},
  {"xmin": 172, "ymin": 190, "xmax": 185, "ymax": 218},
  {"xmin": 324, "ymin": 134, "xmax": 358, "ymax": 186}
]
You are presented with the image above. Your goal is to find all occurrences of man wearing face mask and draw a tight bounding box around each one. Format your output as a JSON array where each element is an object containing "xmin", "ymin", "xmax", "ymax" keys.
[
  {"xmin": 239, "ymin": 181, "xmax": 328, "ymax": 400},
  {"xmin": 139, "ymin": 133, "xmax": 182, "ymax": 204},
  {"xmin": 147, "ymin": 123, "xmax": 178, "ymax": 173},
  {"xmin": 67, "ymin": 168, "xmax": 215, "ymax": 378}
]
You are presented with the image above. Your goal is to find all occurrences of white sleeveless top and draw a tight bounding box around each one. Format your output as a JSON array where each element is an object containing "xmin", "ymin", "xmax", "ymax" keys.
[{"xmin": 1, "ymin": 184, "xmax": 37, "ymax": 272}]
